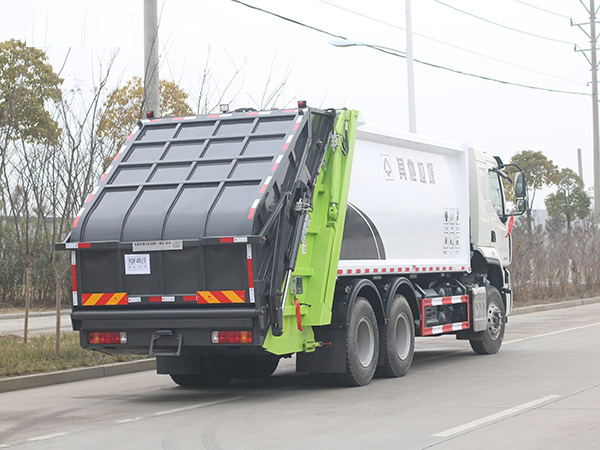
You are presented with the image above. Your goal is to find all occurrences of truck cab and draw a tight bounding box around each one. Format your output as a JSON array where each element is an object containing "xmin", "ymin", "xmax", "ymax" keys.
[{"xmin": 468, "ymin": 148, "xmax": 526, "ymax": 314}]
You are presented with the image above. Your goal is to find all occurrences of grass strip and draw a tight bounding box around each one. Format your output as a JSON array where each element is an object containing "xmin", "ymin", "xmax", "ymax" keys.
[{"xmin": 0, "ymin": 332, "xmax": 146, "ymax": 378}]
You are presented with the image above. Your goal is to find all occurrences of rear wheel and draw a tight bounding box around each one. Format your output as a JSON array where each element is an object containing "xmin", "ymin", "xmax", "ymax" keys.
[
  {"xmin": 234, "ymin": 354, "xmax": 280, "ymax": 378},
  {"xmin": 202, "ymin": 355, "xmax": 235, "ymax": 385},
  {"xmin": 470, "ymin": 286, "xmax": 505, "ymax": 355},
  {"xmin": 377, "ymin": 294, "xmax": 414, "ymax": 378},
  {"xmin": 337, "ymin": 297, "xmax": 379, "ymax": 387},
  {"xmin": 169, "ymin": 355, "xmax": 234, "ymax": 387},
  {"xmin": 169, "ymin": 374, "xmax": 196, "ymax": 387}
]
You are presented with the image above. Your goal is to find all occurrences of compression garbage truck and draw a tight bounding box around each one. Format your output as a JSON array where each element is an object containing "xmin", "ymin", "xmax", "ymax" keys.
[{"xmin": 57, "ymin": 103, "xmax": 527, "ymax": 386}]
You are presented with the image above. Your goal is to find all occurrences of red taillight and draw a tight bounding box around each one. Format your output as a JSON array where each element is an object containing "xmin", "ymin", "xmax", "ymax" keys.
[
  {"xmin": 88, "ymin": 332, "xmax": 127, "ymax": 345},
  {"xmin": 211, "ymin": 331, "xmax": 253, "ymax": 344}
]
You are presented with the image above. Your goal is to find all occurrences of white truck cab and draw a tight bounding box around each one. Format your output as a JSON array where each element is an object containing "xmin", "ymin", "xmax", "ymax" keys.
[{"xmin": 469, "ymin": 147, "xmax": 526, "ymax": 315}]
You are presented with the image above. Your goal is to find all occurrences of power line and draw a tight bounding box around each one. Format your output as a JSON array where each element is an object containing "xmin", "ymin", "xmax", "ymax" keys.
[
  {"xmin": 230, "ymin": 0, "xmax": 589, "ymax": 97},
  {"xmin": 321, "ymin": 0, "xmax": 585, "ymax": 87},
  {"xmin": 434, "ymin": 0, "xmax": 574, "ymax": 45},
  {"xmin": 514, "ymin": 0, "xmax": 571, "ymax": 19}
]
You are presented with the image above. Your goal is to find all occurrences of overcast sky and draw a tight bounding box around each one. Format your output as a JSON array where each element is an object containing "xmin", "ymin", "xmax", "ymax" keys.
[{"xmin": 1, "ymin": 0, "xmax": 596, "ymax": 206}]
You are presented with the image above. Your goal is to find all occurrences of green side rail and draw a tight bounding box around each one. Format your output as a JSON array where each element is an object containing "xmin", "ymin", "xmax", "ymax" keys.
[{"xmin": 264, "ymin": 109, "xmax": 359, "ymax": 354}]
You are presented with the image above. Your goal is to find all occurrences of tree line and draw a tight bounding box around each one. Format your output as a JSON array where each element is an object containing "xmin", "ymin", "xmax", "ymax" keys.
[
  {"xmin": 0, "ymin": 40, "xmax": 241, "ymax": 345},
  {"xmin": 0, "ymin": 39, "xmax": 595, "ymax": 325},
  {"xmin": 507, "ymin": 150, "xmax": 596, "ymax": 303},
  {"xmin": 0, "ymin": 40, "xmax": 290, "ymax": 320}
]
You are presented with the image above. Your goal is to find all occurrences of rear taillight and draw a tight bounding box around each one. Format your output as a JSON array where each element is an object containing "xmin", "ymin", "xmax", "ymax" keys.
[
  {"xmin": 211, "ymin": 330, "xmax": 253, "ymax": 344},
  {"xmin": 88, "ymin": 331, "xmax": 127, "ymax": 344}
]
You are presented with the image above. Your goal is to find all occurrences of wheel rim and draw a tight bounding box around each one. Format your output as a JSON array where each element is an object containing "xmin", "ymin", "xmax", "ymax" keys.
[
  {"xmin": 394, "ymin": 313, "xmax": 411, "ymax": 360},
  {"xmin": 487, "ymin": 302, "xmax": 504, "ymax": 340},
  {"xmin": 357, "ymin": 316, "xmax": 375, "ymax": 367}
]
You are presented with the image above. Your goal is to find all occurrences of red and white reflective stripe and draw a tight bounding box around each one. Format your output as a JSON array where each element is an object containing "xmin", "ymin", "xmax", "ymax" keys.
[
  {"xmin": 113, "ymin": 146, "xmax": 126, "ymax": 162},
  {"xmin": 260, "ymin": 176, "xmax": 272, "ymax": 194},
  {"xmin": 422, "ymin": 295, "xmax": 469, "ymax": 307},
  {"xmin": 72, "ymin": 207, "xmax": 85, "ymax": 228},
  {"xmin": 282, "ymin": 135, "xmax": 293, "ymax": 152},
  {"xmin": 337, "ymin": 265, "xmax": 468, "ymax": 276},
  {"xmin": 126, "ymin": 131, "xmax": 136, "ymax": 141},
  {"xmin": 292, "ymin": 115, "xmax": 303, "ymax": 131},
  {"xmin": 246, "ymin": 244, "xmax": 255, "ymax": 303},
  {"xmin": 282, "ymin": 109, "xmax": 297, "ymax": 114},
  {"xmin": 71, "ymin": 251, "xmax": 78, "ymax": 306},
  {"xmin": 271, "ymin": 155, "xmax": 283, "ymax": 171},
  {"xmin": 248, "ymin": 199, "xmax": 260, "ymax": 220},
  {"xmin": 258, "ymin": 111, "xmax": 272, "ymax": 116},
  {"xmin": 149, "ymin": 296, "xmax": 177, "ymax": 303},
  {"xmin": 65, "ymin": 242, "xmax": 91, "ymax": 249},
  {"xmin": 208, "ymin": 113, "xmax": 233, "ymax": 119},
  {"xmin": 219, "ymin": 236, "xmax": 248, "ymax": 243},
  {"xmin": 340, "ymin": 267, "xmax": 411, "ymax": 275},
  {"xmin": 422, "ymin": 322, "xmax": 469, "ymax": 336},
  {"xmin": 85, "ymin": 186, "xmax": 99, "ymax": 203},
  {"xmin": 420, "ymin": 294, "xmax": 470, "ymax": 336},
  {"xmin": 171, "ymin": 116, "xmax": 197, "ymax": 121},
  {"xmin": 100, "ymin": 164, "xmax": 114, "ymax": 183}
]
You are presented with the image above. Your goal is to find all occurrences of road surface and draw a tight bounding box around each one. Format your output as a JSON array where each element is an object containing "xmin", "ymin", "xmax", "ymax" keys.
[{"xmin": 0, "ymin": 303, "xmax": 598, "ymax": 449}]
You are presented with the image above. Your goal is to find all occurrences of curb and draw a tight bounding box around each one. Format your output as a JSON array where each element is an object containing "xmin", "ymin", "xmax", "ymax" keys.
[
  {"xmin": 0, "ymin": 310, "xmax": 70, "ymax": 321},
  {"xmin": 510, "ymin": 296, "xmax": 600, "ymax": 315},
  {"xmin": 1, "ymin": 297, "xmax": 599, "ymax": 394},
  {"xmin": 0, "ymin": 358, "xmax": 156, "ymax": 394}
]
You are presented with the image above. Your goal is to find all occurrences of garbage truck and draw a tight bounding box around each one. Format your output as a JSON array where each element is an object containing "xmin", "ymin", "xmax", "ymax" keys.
[{"xmin": 57, "ymin": 103, "xmax": 527, "ymax": 386}]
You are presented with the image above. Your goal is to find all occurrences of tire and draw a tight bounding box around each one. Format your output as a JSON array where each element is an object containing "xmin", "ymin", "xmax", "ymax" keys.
[
  {"xmin": 337, "ymin": 297, "xmax": 379, "ymax": 387},
  {"xmin": 470, "ymin": 286, "xmax": 506, "ymax": 355},
  {"xmin": 202, "ymin": 355, "xmax": 234, "ymax": 386},
  {"xmin": 170, "ymin": 374, "xmax": 195, "ymax": 387},
  {"xmin": 169, "ymin": 355, "xmax": 234, "ymax": 387},
  {"xmin": 234, "ymin": 354, "xmax": 280, "ymax": 378},
  {"xmin": 376, "ymin": 295, "xmax": 415, "ymax": 378},
  {"xmin": 310, "ymin": 373, "xmax": 340, "ymax": 387}
]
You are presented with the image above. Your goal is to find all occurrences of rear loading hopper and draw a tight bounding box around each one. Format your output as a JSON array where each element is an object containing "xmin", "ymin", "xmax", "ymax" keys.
[{"xmin": 58, "ymin": 107, "xmax": 344, "ymax": 354}]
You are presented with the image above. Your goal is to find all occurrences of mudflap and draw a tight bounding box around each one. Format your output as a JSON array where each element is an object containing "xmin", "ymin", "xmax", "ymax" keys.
[{"xmin": 296, "ymin": 326, "xmax": 347, "ymax": 373}]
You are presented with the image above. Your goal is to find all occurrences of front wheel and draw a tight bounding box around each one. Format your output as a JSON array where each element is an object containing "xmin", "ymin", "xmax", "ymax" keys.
[
  {"xmin": 470, "ymin": 286, "xmax": 505, "ymax": 355},
  {"xmin": 337, "ymin": 297, "xmax": 379, "ymax": 387}
]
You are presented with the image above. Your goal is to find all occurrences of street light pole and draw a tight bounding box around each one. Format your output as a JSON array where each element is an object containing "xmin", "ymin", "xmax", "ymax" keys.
[
  {"xmin": 144, "ymin": 0, "xmax": 160, "ymax": 117},
  {"xmin": 590, "ymin": 0, "xmax": 600, "ymax": 220},
  {"xmin": 406, "ymin": 0, "xmax": 417, "ymax": 133}
]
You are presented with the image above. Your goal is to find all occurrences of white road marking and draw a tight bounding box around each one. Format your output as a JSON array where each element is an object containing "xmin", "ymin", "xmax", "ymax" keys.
[
  {"xmin": 153, "ymin": 397, "xmax": 244, "ymax": 417},
  {"xmin": 116, "ymin": 417, "xmax": 143, "ymax": 424},
  {"xmin": 26, "ymin": 432, "xmax": 67, "ymax": 442},
  {"xmin": 432, "ymin": 395, "xmax": 562, "ymax": 438},
  {"xmin": 504, "ymin": 322, "xmax": 600, "ymax": 345}
]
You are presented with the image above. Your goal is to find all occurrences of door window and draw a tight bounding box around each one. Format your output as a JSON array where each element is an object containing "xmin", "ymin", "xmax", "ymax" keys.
[{"xmin": 488, "ymin": 171, "xmax": 504, "ymax": 217}]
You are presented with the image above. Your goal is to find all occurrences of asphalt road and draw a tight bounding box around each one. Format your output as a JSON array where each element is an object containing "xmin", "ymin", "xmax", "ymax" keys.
[{"xmin": 0, "ymin": 303, "xmax": 598, "ymax": 449}]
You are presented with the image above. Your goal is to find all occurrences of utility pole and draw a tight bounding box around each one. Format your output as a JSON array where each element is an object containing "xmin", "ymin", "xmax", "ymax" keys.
[
  {"xmin": 405, "ymin": 0, "xmax": 417, "ymax": 133},
  {"xmin": 143, "ymin": 0, "xmax": 160, "ymax": 117},
  {"xmin": 573, "ymin": 0, "xmax": 599, "ymax": 219},
  {"xmin": 578, "ymin": 148, "xmax": 584, "ymax": 182}
]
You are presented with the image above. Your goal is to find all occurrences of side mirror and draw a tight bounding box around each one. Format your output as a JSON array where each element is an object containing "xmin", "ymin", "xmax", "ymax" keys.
[
  {"xmin": 512, "ymin": 171, "xmax": 527, "ymax": 216},
  {"xmin": 514, "ymin": 171, "xmax": 526, "ymax": 199}
]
